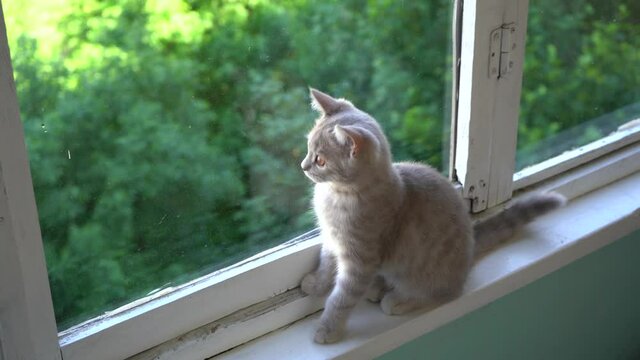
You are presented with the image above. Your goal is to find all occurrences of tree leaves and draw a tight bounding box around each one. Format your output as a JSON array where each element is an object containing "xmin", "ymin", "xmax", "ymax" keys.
[{"xmin": 8, "ymin": 0, "xmax": 638, "ymax": 329}]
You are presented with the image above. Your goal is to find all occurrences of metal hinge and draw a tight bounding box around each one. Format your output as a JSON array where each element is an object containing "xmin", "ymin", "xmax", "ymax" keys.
[{"xmin": 489, "ymin": 23, "xmax": 517, "ymax": 79}]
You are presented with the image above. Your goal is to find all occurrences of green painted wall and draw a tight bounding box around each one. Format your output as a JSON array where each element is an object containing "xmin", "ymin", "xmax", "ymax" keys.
[{"xmin": 379, "ymin": 230, "xmax": 640, "ymax": 360}]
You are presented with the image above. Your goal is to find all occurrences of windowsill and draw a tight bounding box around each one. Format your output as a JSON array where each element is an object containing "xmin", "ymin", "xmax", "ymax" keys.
[{"xmin": 213, "ymin": 171, "xmax": 640, "ymax": 360}]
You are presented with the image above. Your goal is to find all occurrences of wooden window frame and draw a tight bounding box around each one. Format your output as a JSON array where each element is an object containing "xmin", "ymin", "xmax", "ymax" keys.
[
  {"xmin": 0, "ymin": 3, "xmax": 60, "ymax": 358},
  {"xmin": 453, "ymin": 0, "xmax": 529, "ymax": 213}
]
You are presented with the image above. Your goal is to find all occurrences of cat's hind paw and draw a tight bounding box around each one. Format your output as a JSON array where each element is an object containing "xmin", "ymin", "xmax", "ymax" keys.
[
  {"xmin": 365, "ymin": 285, "xmax": 384, "ymax": 303},
  {"xmin": 301, "ymin": 273, "xmax": 318, "ymax": 295},
  {"xmin": 301, "ymin": 272, "xmax": 331, "ymax": 296},
  {"xmin": 380, "ymin": 292, "xmax": 423, "ymax": 315},
  {"xmin": 365, "ymin": 275, "xmax": 387, "ymax": 303}
]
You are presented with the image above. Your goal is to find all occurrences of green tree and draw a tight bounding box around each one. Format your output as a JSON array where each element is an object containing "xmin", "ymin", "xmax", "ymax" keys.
[
  {"xmin": 6, "ymin": 0, "xmax": 638, "ymax": 329},
  {"xmin": 518, "ymin": 1, "xmax": 640, "ymax": 169}
]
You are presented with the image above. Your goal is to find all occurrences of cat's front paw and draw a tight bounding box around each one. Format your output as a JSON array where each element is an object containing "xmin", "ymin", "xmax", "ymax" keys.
[
  {"xmin": 313, "ymin": 324, "xmax": 343, "ymax": 344},
  {"xmin": 301, "ymin": 272, "xmax": 330, "ymax": 296}
]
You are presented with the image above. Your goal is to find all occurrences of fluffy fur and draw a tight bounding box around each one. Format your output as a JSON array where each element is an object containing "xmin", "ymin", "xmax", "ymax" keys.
[{"xmin": 299, "ymin": 88, "xmax": 566, "ymax": 344}]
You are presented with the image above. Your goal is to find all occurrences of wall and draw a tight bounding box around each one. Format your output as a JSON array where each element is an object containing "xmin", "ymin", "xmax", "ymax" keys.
[{"xmin": 378, "ymin": 229, "xmax": 640, "ymax": 360}]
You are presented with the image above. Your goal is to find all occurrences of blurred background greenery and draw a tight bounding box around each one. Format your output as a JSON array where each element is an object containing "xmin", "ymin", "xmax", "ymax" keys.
[
  {"xmin": 517, "ymin": 0, "xmax": 640, "ymax": 169},
  {"xmin": 3, "ymin": 0, "xmax": 639, "ymax": 330}
]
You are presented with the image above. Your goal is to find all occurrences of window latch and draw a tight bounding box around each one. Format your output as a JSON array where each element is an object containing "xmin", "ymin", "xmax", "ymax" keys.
[{"xmin": 489, "ymin": 23, "xmax": 517, "ymax": 79}]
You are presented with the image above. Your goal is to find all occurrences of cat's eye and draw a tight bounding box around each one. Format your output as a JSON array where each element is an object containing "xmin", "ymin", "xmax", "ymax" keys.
[{"xmin": 315, "ymin": 155, "xmax": 326, "ymax": 167}]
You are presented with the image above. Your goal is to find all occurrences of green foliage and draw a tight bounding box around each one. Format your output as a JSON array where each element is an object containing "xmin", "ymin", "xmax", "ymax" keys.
[
  {"xmin": 5, "ymin": 0, "xmax": 639, "ymax": 329},
  {"xmin": 517, "ymin": 0, "xmax": 640, "ymax": 169}
]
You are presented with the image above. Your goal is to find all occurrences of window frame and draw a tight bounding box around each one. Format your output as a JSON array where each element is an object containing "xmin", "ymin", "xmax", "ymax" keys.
[
  {"xmin": 453, "ymin": 0, "xmax": 529, "ymax": 213},
  {"xmin": 59, "ymin": 233, "xmax": 324, "ymax": 360},
  {"xmin": 513, "ymin": 125, "xmax": 640, "ymax": 190},
  {"xmin": 0, "ymin": 3, "xmax": 60, "ymax": 358},
  {"xmin": 1, "ymin": 0, "xmax": 639, "ymax": 358}
]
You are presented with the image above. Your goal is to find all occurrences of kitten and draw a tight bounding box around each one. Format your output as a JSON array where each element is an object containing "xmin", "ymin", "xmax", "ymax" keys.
[{"xmin": 299, "ymin": 88, "xmax": 566, "ymax": 344}]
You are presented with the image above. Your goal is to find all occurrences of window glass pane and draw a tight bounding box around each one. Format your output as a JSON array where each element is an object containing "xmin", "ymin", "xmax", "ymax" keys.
[
  {"xmin": 517, "ymin": 0, "xmax": 640, "ymax": 170},
  {"xmin": 5, "ymin": 0, "xmax": 451, "ymax": 330}
]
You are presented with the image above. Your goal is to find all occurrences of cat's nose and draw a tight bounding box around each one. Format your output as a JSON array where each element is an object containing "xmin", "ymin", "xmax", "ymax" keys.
[{"xmin": 301, "ymin": 160, "xmax": 311, "ymax": 171}]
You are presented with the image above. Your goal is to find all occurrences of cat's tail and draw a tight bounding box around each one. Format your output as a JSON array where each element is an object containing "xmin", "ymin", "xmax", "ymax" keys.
[{"xmin": 473, "ymin": 192, "xmax": 567, "ymax": 254}]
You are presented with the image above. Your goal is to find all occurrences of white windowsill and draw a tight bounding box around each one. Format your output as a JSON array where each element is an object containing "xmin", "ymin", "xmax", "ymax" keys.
[{"xmin": 213, "ymin": 171, "xmax": 640, "ymax": 360}]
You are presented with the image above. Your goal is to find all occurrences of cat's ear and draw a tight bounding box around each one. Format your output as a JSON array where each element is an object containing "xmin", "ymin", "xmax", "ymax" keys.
[
  {"xmin": 333, "ymin": 125, "xmax": 378, "ymax": 158},
  {"xmin": 309, "ymin": 88, "xmax": 343, "ymax": 116}
]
